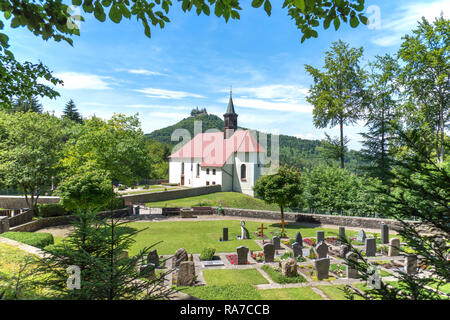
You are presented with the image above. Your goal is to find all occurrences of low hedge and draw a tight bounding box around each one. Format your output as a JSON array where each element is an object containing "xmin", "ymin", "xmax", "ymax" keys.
[
  {"xmin": 0, "ymin": 231, "xmax": 54, "ymax": 249},
  {"xmin": 37, "ymin": 203, "xmax": 67, "ymax": 218}
]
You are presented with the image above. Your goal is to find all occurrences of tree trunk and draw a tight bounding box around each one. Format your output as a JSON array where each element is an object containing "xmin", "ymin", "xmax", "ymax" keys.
[
  {"xmin": 339, "ymin": 117, "xmax": 344, "ymax": 169},
  {"xmin": 280, "ymin": 204, "xmax": 285, "ymax": 237}
]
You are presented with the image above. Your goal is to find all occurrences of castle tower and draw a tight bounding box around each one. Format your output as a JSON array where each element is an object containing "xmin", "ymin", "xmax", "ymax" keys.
[{"xmin": 224, "ymin": 88, "xmax": 238, "ymax": 139}]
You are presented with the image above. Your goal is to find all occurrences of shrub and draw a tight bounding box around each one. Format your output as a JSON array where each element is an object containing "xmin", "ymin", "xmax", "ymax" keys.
[
  {"xmin": 200, "ymin": 247, "xmax": 216, "ymax": 261},
  {"xmin": 1, "ymin": 231, "xmax": 54, "ymax": 249},
  {"xmin": 36, "ymin": 203, "xmax": 66, "ymax": 217}
]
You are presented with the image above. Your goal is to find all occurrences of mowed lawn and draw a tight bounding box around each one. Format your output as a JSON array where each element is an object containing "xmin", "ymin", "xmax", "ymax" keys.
[
  {"xmin": 145, "ymin": 192, "xmax": 280, "ymax": 211},
  {"xmin": 124, "ymin": 220, "xmax": 363, "ymax": 255}
]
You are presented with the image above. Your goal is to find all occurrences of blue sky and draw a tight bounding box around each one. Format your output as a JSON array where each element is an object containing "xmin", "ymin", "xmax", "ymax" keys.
[{"xmin": 5, "ymin": 0, "xmax": 449, "ymax": 150}]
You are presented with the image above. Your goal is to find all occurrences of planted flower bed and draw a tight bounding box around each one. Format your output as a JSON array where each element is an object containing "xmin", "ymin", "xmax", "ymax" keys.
[
  {"xmin": 303, "ymin": 238, "xmax": 316, "ymax": 247},
  {"xmin": 251, "ymin": 252, "xmax": 264, "ymax": 263},
  {"xmin": 226, "ymin": 254, "xmax": 250, "ymax": 265},
  {"xmin": 325, "ymin": 237, "xmax": 339, "ymax": 245}
]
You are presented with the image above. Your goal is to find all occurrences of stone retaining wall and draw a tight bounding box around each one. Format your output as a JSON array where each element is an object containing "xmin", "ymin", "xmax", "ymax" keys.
[
  {"xmin": 216, "ymin": 207, "xmax": 415, "ymax": 231},
  {"xmin": 0, "ymin": 195, "xmax": 60, "ymax": 209},
  {"xmin": 122, "ymin": 185, "xmax": 221, "ymax": 204},
  {"xmin": 10, "ymin": 207, "xmax": 132, "ymax": 232}
]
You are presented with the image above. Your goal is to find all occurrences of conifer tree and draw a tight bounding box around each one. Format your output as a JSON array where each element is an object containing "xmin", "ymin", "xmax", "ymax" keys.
[{"xmin": 62, "ymin": 99, "xmax": 83, "ymax": 123}]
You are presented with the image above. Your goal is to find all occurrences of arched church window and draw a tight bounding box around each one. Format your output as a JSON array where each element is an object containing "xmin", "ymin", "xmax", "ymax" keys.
[{"xmin": 241, "ymin": 164, "xmax": 246, "ymax": 180}]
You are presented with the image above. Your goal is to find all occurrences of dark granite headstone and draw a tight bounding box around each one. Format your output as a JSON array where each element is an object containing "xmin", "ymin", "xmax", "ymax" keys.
[
  {"xmin": 381, "ymin": 223, "xmax": 389, "ymax": 244},
  {"xmin": 365, "ymin": 238, "xmax": 376, "ymax": 257},
  {"xmin": 292, "ymin": 242, "xmax": 302, "ymax": 258},
  {"xmin": 314, "ymin": 258, "xmax": 330, "ymax": 280},
  {"xmin": 315, "ymin": 242, "xmax": 329, "ymax": 259},
  {"xmin": 316, "ymin": 231, "xmax": 325, "ymax": 243},
  {"xmin": 223, "ymin": 228, "xmax": 229, "ymax": 241},
  {"xmin": 263, "ymin": 243, "xmax": 275, "ymax": 263},
  {"xmin": 272, "ymin": 236, "xmax": 281, "ymax": 250},
  {"xmin": 236, "ymin": 246, "xmax": 249, "ymax": 265}
]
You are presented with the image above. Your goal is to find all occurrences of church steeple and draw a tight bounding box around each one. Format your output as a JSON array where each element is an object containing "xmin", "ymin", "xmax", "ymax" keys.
[{"xmin": 224, "ymin": 87, "xmax": 238, "ymax": 139}]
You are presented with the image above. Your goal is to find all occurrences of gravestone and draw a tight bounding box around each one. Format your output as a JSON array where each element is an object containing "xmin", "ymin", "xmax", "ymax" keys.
[
  {"xmin": 134, "ymin": 205, "xmax": 140, "ymax": 215},
  {"xmin": 346, "ymin": 252, "xmax": 359, "ymax": 279},
  {"xmin": 272, "ymin": 236, "xmax": 281, "ymax": 250},
  {"xmin": 404, "ymin": 254, "xmax": 417, "ymax": 275},
  {"xmin": 339, "ymin": 227, "xmax": 346, "ymax": 242},
  {"xmin": 140, "ymin": 263, "xmax": 156, "ymax": 280},
  {"xmin": 365, "ymin": 238, "xmax": 377, "ymax": 257},
  {"xmin": 315, "ymin": 242, "xmax": 329, "ymax": 259},
  {"xmin": 314, "ymin": 258, "xmax": 330, "ymax": 280},
  {"xmin": 281, "ymin": 258, "xmax": 297, "ymax": 277},
  {"xmin": 381, "ymin": 223, "xmax": 389, "ymax": 244},
  {"xmin": 316, "ymin": 231, "xmax": 325, "ymax": 243},
  {"xmin": 223, "ymin": 228, "xmax": 229, "ymax": 241},
  {"xmin": 177, "ymin": 261, "xmax": 196, "ymax": 286},
  {"xmin": 263, "ymin": 243, "xmax": 275, "ymax": 263},
  {"xmin": 356, "ymin": 229, "xmax": 367, "ymax": 243},
  {"xmin": 238, "ymin": 220, "xmax": 250, "ymax": 240},
  {"xmin": 294, "ymin": 232, "xmax": 303, "ymax": 246},
  {"xmin": 0, "ymin": 216, "xmax": 9, "ymax": 234},
  {"xmin": 389, "ymin": 238, "xmax": 401, "ymax": 257},
  {"xmin": 147, "ymin": 249, "xmax": 159, "ymax": 267},
  {"xmin": 236, "ymin": 246, "xmax": 249, "ymax": 265},
  {"xmin": 174, "ymin": 248, "xmax": 188, "ymax": 267},
  {"xmin": 292, "ymin": 242, "xmax": 302, "ymax": 258},
  {"xmin": 338, "ymin": 244, "xmax": 350, "ymax": 258}
]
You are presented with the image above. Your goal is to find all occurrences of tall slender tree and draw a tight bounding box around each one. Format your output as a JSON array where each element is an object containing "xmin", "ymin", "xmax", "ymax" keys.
[
  {"xmin": 360, "ymin": 54, "xmax": 400, "ymax": 183},
  {"xmin": 398, "ymin": 16, "xmax": 449, "ymax": 164},
  {"xmin": 11, "ymin": 96, "xmax": 43, "ymax": 113},
  {"xmin": 62, "ymin": 99, "xmax": 83, "ymax": 123},
  {"xmin": 305, "ymin": 40, "xmax": 367, "ymax": 168}
]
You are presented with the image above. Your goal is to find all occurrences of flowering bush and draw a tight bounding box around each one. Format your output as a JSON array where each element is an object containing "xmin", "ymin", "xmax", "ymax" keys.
[
  {"xmin": 303, "ymin": 238, "xmax": 316, "ymax": 246},
  {"xmin": 251, "ymin": 252, "xmax": 264, "ymax": 263}
]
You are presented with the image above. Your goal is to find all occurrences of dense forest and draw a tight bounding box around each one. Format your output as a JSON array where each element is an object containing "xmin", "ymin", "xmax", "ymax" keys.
[{"xmin": 145, "ymin": 113, "xmax": 365, "ymax": 172}]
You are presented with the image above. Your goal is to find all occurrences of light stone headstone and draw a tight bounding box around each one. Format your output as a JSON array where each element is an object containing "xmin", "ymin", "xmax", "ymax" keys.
[
  {"xmin": 140, "ymin": 263, "xmax": 156, "ymax": 280},
  {"xmin": 295, "ymin": 232, "xmax": 303, "ymax": 246},
  {"xmin": 314, "ymin": 258, "xmax": 330, "ymax": 280},
  {"xmin": 263, "ymin": 243, "xmax": 275, "ymax": 263},
  {"xmin": 292, "ymin": 242, "xmax": 302, "ymax": 258},
  {"xmin": 236, "ymin": 246, "xmax": 249, "ymax": 265},
  {"xmin": 147, "ymin": 249, "xmax": 159, "ymax": 267},
  {"xmin": 404, "ymin": 254, "xmax": 417, "ymax": 275},
  {"xmin": 381, "ymin": 223, "xmax": 389, "ymax": 244},
  {"xmin": 365, "ymin": 238, "xmax": 377, "ymax": 257},
  {"xmin": 174, "ymin": 248, "xmax": 188, "ymax": 267},
  {"xmin": 316, "ymin": 231, "xmax": 325, "ymax": 243},
  {"xmin": 281, "ymin": 258, "xmax": 297, "ymax": 277},
  {"xmin": 177, "ymin": 261, "xmax": 196, "ymax": 286},
  {"xmin": 389, "ymin": 238, "xmax": 401, "ymax": 257},
  {"xmin": 345, "ymin": 252, "xmax": 359, "ymax": 279},
  {"xmin": 356, "ymin": 230, "xmax": 367, "ymax": 243},
  {"xmin": 272, "ymin": 236, "xmax": 281, "ymax": 250},
  {"xmin": 315, "ymin": 242, "xmax": 329, "ymax": 259},
  {"xmin": 339, "ymin": 227, "xmax": 346, "ymax": 242},
  {"xmin": 338, "ymin": 244, "xmax": 350, "ymax": 258}
]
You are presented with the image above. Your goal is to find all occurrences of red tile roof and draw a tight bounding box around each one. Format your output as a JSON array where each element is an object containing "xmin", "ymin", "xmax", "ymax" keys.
[{"xmin": 168, "ymin": 130, "xmax": 265, "ymax": 167}]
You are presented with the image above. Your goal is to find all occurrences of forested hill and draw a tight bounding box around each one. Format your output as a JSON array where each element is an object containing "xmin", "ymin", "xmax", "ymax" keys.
[{"xmin": 145, "ymin": 113, "xmax": 364, "ymax": 171}]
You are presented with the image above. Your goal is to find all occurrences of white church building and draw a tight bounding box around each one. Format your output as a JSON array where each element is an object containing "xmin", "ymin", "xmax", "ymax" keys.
[{"xmin": 168, "ymin": 92, "xmax": 265, "ymax": 196}]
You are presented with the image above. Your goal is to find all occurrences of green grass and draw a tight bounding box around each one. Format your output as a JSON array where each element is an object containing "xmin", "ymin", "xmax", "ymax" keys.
[
  {"xmin": 0, "ymin": 243, "xmax": 50, "ymax": 299},
  {"xmin": 258, "ymin": 287, "xmax": 323, "ymax": 300},
  {"xmin": 180, "ymin": 284, "xmax": 263, "ymax": 300},
  {"xmin": 261, "ymin": 265, "xmax": 307, "ymax": 284},
  {"xmin": 123, "ymin": 220, "xmax": 363, "ymax": 255},
  {"xmin": 1, "ymin": 232, "xmax": 54, "ymax": 249},
  {"xmin": 318, "ymin": 285, "xmax": 364, "ymax": 300},
  {"xmin": 202, "ymin": 269, "xmax": 269, "ymax": 286},
  {"xmin": 145, "ymin": 191, "xmax": 280, "ymax": 211}
]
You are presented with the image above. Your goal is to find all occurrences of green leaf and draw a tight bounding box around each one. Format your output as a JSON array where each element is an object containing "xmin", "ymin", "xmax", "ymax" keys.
[
  {"xmin": 203, "ymin": 4, "xmax": 210, "ymax": 15},
  {"xmin": 72, "ymin": 0, "xmax": 82, "ymax": 6},
  {"xmin": 264, "ymin": 0, "xmax": 272, "ymax": 16},
  {"xmin": 333, "ymin": 17, "xmax": 340, "ymax": 30},
  {"xmin": 251, "ymin": 0, "xmax": 264, "ymax": 8},
  {"xmin": 350, "ymin": 15, "xmax": 359, "ymax": 28},
  {"xmin": 109, "ymin": 5, "xmax": 122, "ymax": 23},
  {"xmin": 4, "ymin": 11, "xmax": 11, "ymax": 19},
  {"xmin": 94, "ymin": 4, "xmax": 106, "ymax": 22},
  {"xmin": 324, "ymin": 16, "xmax": 332, "ymax": 30},
  {"xmin": 294, "ymin": 0, "xmax": 305, "ymax": 11}
]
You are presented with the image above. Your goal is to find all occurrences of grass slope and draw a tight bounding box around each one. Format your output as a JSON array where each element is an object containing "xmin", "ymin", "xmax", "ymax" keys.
[{"xmin": 146, "ymin": 191, "xmax": 280, "ymax": 211}]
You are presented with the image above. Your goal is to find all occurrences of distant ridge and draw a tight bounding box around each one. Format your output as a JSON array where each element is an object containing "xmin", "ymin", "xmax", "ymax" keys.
[{"xmin": 145, "ymin": 114, "xmax": 363, "ymax": 171}]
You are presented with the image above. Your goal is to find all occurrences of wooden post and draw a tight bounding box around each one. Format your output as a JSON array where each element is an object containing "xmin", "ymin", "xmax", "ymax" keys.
[{"xmin": 257, "ymin": 223, "xmax": 267, "ymax": 243}]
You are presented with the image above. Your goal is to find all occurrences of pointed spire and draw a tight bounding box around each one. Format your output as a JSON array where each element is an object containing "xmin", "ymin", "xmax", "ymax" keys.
[{"xmin": 226, "ymin": 86, "xmax": 236, "ymax": 115}]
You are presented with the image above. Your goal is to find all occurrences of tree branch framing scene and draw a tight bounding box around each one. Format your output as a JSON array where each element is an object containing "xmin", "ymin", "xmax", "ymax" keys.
[{"xmin": 0, "ymin": 0, "xmax": 448, "ymax": 315}]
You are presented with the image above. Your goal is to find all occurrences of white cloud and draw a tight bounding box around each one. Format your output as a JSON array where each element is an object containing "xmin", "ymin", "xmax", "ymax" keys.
[
  {"xmin": 116, "ymin": 68, "xmax": 167, "ymax": 76},
  {"xmin": 222, "ymin": 84, "xmax": 309, "ymax": 102},
  {"xmin": 295, "ymin": 133, "xmax": 320, "ymax": 140},
  {"xmin": 53, "ymin": 72, "xmax": 112, "ymax": 90},
  {"xmin": 220, "ymin": 97, "xmax": 313, "ymax": 113},
  {"xmin": 372, "ymin": 0, "xmax": 449, "ymax": 47},
  {"xmin": 135, "ymin": 88, "xmax": 205, "ymax": 100}
]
